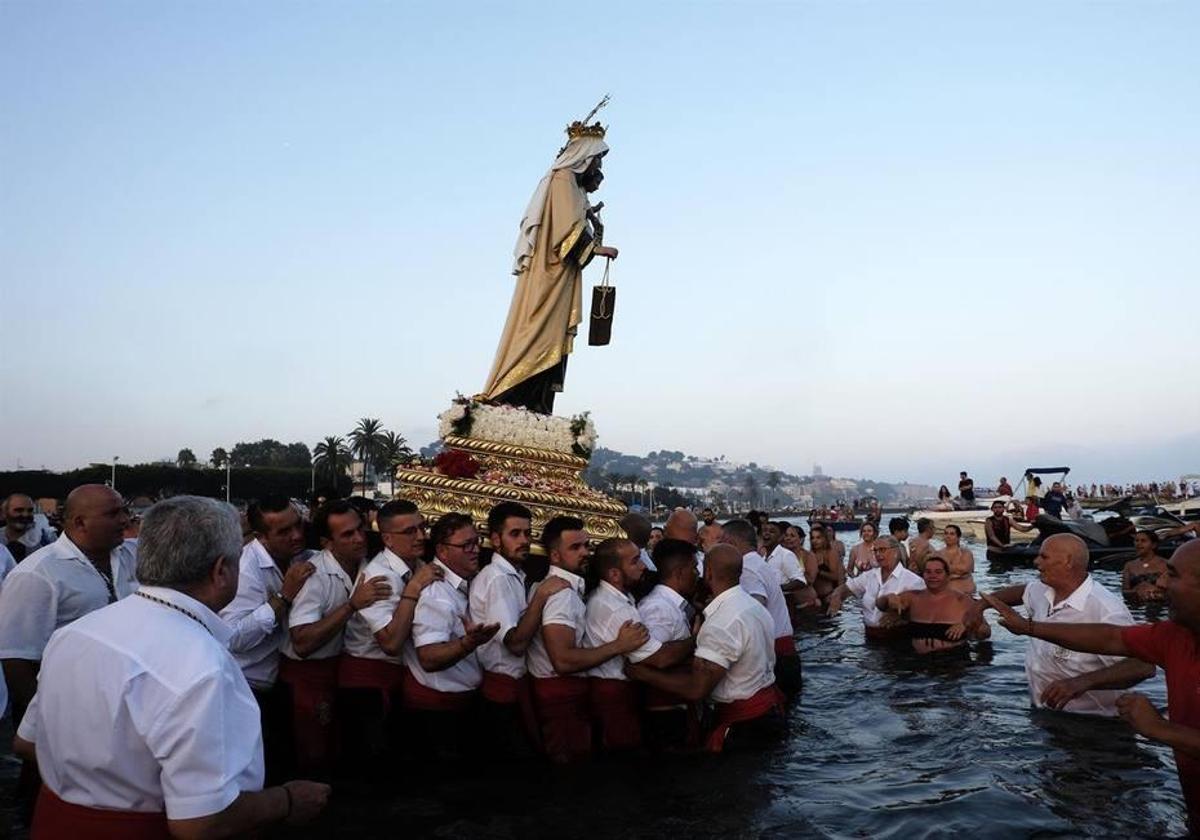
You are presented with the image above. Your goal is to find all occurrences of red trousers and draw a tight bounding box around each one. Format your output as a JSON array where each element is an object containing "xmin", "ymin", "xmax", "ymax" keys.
[
  {"xmin": 278, "ymin": 655, "xmax": 339, "ymax": 777},
  {"xmin": 33, "ymin": 786, "xmax": 169, "ymax": 840},
  {"xmin": 705, "ymin": 684, "xmax": 786, "ymax": 753},
  {"xmin": 532, "ymin": 676, "xmax": 592, "ymax": 763},
  {"xmin": 338, "ymin": 654, "xmax": 405, "ymax": 714},
  {"xmin": 590, "ymin": 678, "xmax": 642, "ymax": 751},
  {"xmin": 401, "ymin": 668, "xmax": 475, "ymax": 711}
]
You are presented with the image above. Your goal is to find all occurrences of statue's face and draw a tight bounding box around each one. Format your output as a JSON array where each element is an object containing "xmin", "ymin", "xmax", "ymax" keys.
[{"xmin": 578, "ymin": 156, "xmax": 604, "ymax": 192}]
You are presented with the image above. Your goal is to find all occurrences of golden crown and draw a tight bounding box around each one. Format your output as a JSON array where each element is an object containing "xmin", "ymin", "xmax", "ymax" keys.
[{"xmin": 565, "ymin": 95, "xmax": 610, "ymax": 141}]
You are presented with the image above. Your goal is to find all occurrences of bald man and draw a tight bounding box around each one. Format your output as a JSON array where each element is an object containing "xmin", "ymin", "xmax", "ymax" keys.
[
  {"xmin": 627, "ymin": 544, "xmax": 784, "ymax": 752},
  {"xmin": 664, "ymin": 508, "xmax": 705, "ymax": 575},
  {"xmin": 2, "ymin": 493, "xmax": 55, "ymax": 562},
  {"xmin": 984, "ymin": 539, "xmax": 1200, "ymax": 833},
  {"xmin": 968, "ymin": 533, "xmax": 1153, "ymax": 716}
]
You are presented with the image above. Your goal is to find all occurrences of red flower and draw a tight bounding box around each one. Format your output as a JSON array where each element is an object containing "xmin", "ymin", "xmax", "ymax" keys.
[{"xmin": 434, "ymin": 449, "xmax": 480, "ymax": 479}]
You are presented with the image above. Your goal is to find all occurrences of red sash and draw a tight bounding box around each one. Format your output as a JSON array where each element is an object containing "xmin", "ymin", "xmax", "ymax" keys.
[
  {"xmin": 774, "ymin": 636, "xmax": 796, "ymax": 657},
  {"xmin": 589, "ymin": 678, "xmax": 642, "ymax": 751},
  {"xmin": 277, "ymin": 656, "xmax": 340, "ymax": 775},
  {"xmin": 705, "ymin": 684, "xmax": 786, "ymax": 753},
  {"xmin": 481, "ymin": 672, "xmax": 543, "ymax": 752},
  {"xmin": 337, "ymin": 654, "xmax": 405, "ymax": 714},
  {"xmin": 33, "ymin": 786, "xmax": 170, "ymax": 840},
  {"xmin": 531, "ymin": 676, "xmax": 592, "ymax": 763},
  {"xmin": 401, "ymin": 667, "xmax": 475, "ymax": 712}
]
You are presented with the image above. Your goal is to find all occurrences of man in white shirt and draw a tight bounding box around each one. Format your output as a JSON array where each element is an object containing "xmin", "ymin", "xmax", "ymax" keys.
[
  {"xmin": 219, "ymin": 495, "xmax": 315, "ymax": 782},
  {"xmin": 721, "ymin": 519, "xmax": 801, "ymax": 699},
  {"xmin": 628, "ymin": 544, "xmax": 785, "ymax": 753},
  {"xmin": 762, "ymin": 520, "xmax": 818, "ymax": 610},
  {"xmin": 470, "ymin": 502, "xmax": 568, "ymax": 757},
  {"xmin": 404, "ymin": 512, "xmax": 499, "ymax": 759},
  {"xmin": 586, "ymin": 538, "xmax": 695, "ymax": 751},
  {"xmin": 2, "ymin": 493, "xmax": 55, "ymax": 562},
  {"xmin": 14, "ymin": 496, "xmax": 329, "ymax": 837},
  {"xmin": 968, "ymin": 533, "xmax": 1154, "ymax": 715},
  {"xmin": 527, "ymin": 515, "xmax": 649, "ymax": 763},
  {"xmin": 827, "ymin": 536, "xmax": 926, "ymax": 640},
  {"xmin": 338, "ymin": 500, "xmax": 441, "ymax": 769},
  {"xmin": 0, "ymin": 543, "xmax": 15, "ymax": 721},
  {"xmin": 279, "ymin": 499, "xmax": 390, "ymax": 777}
]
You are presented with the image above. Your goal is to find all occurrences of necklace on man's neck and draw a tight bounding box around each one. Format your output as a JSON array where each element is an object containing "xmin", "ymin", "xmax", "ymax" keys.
[{"xmin": 134, "ymin": 591, "xmax": 213, "ymax": 637}]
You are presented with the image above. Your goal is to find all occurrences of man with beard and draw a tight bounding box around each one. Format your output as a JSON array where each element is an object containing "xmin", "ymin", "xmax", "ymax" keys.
[
  {"xmin": 983, "ymin": 540, "xmax": 1200, "ymax": 833},
  {"xmin": 585, "ymin": 538, "xmax": 695, "ymax": 751},
  {"xmin": 469, "ymin": 502, "xmax": 569, "ymax": 757},
  {"xmin": 220, "ymin": 495, "xmax": 317, "ymax": 782},
  {"xmin": 2, "ymin": 494, "xmax": 55, "ymax": 562},
  {"xmin": 526, "ymin": 516, "xmax": 649, "ymax": 763}
]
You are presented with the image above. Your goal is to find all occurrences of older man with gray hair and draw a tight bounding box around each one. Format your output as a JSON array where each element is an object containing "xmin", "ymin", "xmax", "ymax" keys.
[
  {"xmin": 968, "ymin": 533, "xmax": 1154, "ymax": 715},
  {"xmin": 15, "ymin": 496, "xmax": 329, "ymax": 838}
]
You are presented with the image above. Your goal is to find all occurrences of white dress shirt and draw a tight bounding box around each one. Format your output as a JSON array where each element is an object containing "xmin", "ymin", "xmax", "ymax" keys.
[
  {"xmin": 638, "ymin": 583, "xmax": 693, "ymax": 644},
  {"xmin": 694, "ymin": 585, "xmax": 777, "ymax": 704},
  {"xmin": 844, "ymin": 565, "xmax": 926, "ymax": 627},
  {"xmin": 404, "ymin": 560, "xmax": 481, "ymax": 693},
  {"xmin": 0, "ymin": 533, "xmax": 138, "ymax": 661},
  {"xmin": 639, "ymin": 547, "xmax": 657, "ymax": 573},
  {"xmin": 527, "ymin": 565, "xmax": 587, "ymax": 679},
  {"xmin": 281, "ymin": 550, "xmax": 355, "ymax": 661},
  {"xmin": 17, "ymin": 586, "xmax": 264, "ymax": 819},
  {"xmin": 469, "ymin": 554, "xmax": 528, "ymax": 679},
  {"xmin": 0, "ymin": 544, "xmax": 15, "ymax": 719},
  {"xmin": 220, "ymin": 540, "xmax": 313, "ymax": 689},
  {"xmin": 343, "ymin": 549, "xmax": 416, "ymax": 664},
  {"xmin": 764, "ymin": 545, "xmax": 806, "ymax": 585},
  {"xmin": 740, "ymin": 551, "xmax": 793, "ymax": 640},
  {"xmin": 585, "ymin": 581, "xmax": 662, "ymax": 680},
  {"xmin": 1022, "ymin": 576, "xmax": 1135, "ymax": 716}
]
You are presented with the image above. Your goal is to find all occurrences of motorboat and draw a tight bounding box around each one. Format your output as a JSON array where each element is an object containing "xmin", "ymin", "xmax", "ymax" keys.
[{"xmin": 908, "ymin": 466, "xmax": 1070, "ymax": 543}]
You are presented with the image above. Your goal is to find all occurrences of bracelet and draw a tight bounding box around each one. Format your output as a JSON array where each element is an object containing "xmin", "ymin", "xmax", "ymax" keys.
[
  {"xmin": 282, "ymin": 784, "xmax": 292, "ymax": 819},
  {"xmin": 279, "ymin": 593, "xmax": 292, "ymax": 608}
]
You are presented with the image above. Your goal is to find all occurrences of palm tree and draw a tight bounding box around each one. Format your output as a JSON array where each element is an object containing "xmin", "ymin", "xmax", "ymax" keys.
[
  {"xmin": 766, "ymin": 471, "xmax": 782, "ymax": 511},
  {"xmin": 377, "ymin": 430, "xmax": 413, "ymax": 483},
  {"xmin": 348, "ymin": 418, "xmax": 385, "ymax": 494},
  {"xmin": 743, "ymin": 474, "xmax": 760, "ymax": 509},
  {"xmin": 313, "ymin": 436, "xmax": 352, "ymax": 487},
  {"xmin": 636, "ymin": 477, "xmax": 649, "ymax": 508}
]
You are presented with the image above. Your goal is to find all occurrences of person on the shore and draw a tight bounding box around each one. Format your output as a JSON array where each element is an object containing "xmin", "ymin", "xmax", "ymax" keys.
[
  {"xmin": 958, "ymin": 471, "xmax": 976, "ymax": 505},
  {"xmin": 338, "ymin": 500, "xmax": 441, "ymax": 770},
  {"xmin": 984, "ymin": 500, "xmax": 1035, "ymax": 553},
  {"xmin": 827, "ymin": 536, "xmax": 925, "ymax": 640},
  {"xmin": 982, "ymin": 539, "xmax": 1200, "ymax": 833},
  {"xmin": 2, "ymin": 493, "xmax": 55, "ymax": 562},
  {"xmin": 526, "ymin": 515, "xmax": 649, "ymax": 763},
  {"xmin": 404, "ymin": 513, "xmax": 499, "ymax": 760},
  {"xmin": 0, "ymin": 485, "xmax": 137, "ymax": 730},
  {"xmin": 1120, "ymin": 530, "xmax": 1169, "ymax": 602},
  {"xmin": 967, "ymin": 533, "xmax": 1154, "ymax": 716},
  {"xmin": 907, "ymin": 518, "xmax": 936, "ymax": 573},
  {"xmin": 13, "ymin": 496, "xmax": 330, "ymax": 838},
  {"xmin": 637, "ymin": 538, "xmax": 703, "ymax": 749},
  {"xmin": 470, "ymin": 502, "xmax": 569, "ymax": 757},
  {"xmin": 586, "ymin": 538, "xmax": 694, "ymax": 751},
  {"xmin": 1041, "ymin": 482, "xmax": 1068, "ymax": 519},
  {"xmin": 721, "ymin": 519, "xmax": 800, "ymax": 699},
  {"xmin": 808, "ymin": 526, "xmax": 845, "ymax": 606},
  {"xmin": 762, "ymin": 521, "xmax": 813, "ymax": 609},
  {"xmin": 220, "ymin": 495, "xmax": 316, "ymax": 782},
  {"xmin": 888, "ymin": 518, "xmax": 911, "ymax": 567},
  {"xmin": 879, "ymin": 557, "xmax": 990, "ymax": 653},
  {"xmin": 628, "ymin": 544, "xmax": 785, "ymax": 753},
  {"xmin": 998, "ymin": 476, "xmax": 1014, "ymax": 497},
  {"xmin": 280, "ymin": 500, "xmax": 390, "ymax": 777},
  {"xmin": 847, "ymin": 521, "xmax": 879, "ymax": 577},
  {"xmin": 940, "ymin": 525, "xmax": 976, "ymax": 594}
]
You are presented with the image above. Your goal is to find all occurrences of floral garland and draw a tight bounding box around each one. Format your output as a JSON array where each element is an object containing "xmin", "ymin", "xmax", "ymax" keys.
[
  {"xmin": 433, "ymin": 449, "xmax": 480, "ymax": 479},
  {"xmin": 436, "ymin": 397, "xmax": 598, "ymax": 457}
]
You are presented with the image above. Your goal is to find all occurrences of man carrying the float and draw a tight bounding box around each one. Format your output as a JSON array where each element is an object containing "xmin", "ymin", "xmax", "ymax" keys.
[{"xmin": 481, "ymin": 98, "xmax": 619, "ymax": 415}]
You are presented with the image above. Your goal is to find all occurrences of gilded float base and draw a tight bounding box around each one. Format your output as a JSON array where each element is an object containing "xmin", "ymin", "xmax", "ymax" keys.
[{"xmin": 393, "ymin": 434, "xmax": 627, "ymax": 543}]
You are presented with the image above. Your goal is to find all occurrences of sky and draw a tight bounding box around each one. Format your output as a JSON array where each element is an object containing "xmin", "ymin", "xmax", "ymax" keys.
[{"xmin": 2, "ymin": 1, "xmax": 1197, "ymax": 486}]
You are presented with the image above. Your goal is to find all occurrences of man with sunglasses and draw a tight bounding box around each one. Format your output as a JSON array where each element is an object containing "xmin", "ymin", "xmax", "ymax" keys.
[
  {"xmin": 339, "ymin": 500, "xmax": 442, "ymax": 770},
  {"xmin": 826, "ymin": 536, "xmax": 925, "ymax": 641}
]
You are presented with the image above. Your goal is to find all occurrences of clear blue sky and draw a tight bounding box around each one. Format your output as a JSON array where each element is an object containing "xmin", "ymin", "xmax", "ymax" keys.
[{"xmin": 2, "ymin": 1, "xmax": 1197, "ymax": 485}]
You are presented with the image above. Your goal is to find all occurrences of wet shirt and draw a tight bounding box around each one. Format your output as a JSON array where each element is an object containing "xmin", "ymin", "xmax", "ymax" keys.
[
  {"xmin": 527, "ymin": 566, "xmax": 586, "ymax": 679},
  {"xmin": 845, "ymin": 565, "xmax": 926, "ymax": 627},
  {"xmin": 469, "ymin": 554, "xmax": 528, "ymax": 679},
  {"xmin": 1022, "ymin": 577, "xmax": 1133, "ymax": 715},
  {"xmin": 695, "ymin": 585, "xmax": 777, "ymax": 704},
  {"xmin": 405, "ymin": 560, "xmax": 482, "ymax": 693},
  {"xmin": 344, "ymin": 549, "xmax": 415, "ymax": 664},
  {"xmin": 585, "ymin": 581, "xmax": 662, "ymax": 681},
  {"xmin": 281, "ymin": 550, "xmax": 355, "ymax": 661},
  {"xmin": 17, "ymin": 586, "xmax": 263, "ymax": 819}
]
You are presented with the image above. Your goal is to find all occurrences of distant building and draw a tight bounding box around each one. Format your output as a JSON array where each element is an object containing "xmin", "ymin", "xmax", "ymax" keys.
[{"xmin": 813, "ymin": 464, "xmax": 823, "ymax": 477}]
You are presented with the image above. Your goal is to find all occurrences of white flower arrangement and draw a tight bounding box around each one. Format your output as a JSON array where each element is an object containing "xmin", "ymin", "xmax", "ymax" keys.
[{"xmin": 436, "ymin": 397, "xmax": 598, "ymax": 457}]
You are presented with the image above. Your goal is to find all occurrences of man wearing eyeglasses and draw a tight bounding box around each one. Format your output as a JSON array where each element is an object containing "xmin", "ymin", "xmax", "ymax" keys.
[
  {"xmin": 404, "ymin": 512, "xmax": 500, "ymax": 760},
  {"xmin": 826, "ymin": 536, "xmax": 925, "ymax": 641},
  {"xmin": 339, "ymin": 500, "xmax": 442, "ymax": 771}
]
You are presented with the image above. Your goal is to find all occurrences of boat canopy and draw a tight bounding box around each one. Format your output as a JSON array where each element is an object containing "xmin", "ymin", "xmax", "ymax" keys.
[{"xmin": 1023, "ymin": 467, "xmax": 1071, "ymax": 476}]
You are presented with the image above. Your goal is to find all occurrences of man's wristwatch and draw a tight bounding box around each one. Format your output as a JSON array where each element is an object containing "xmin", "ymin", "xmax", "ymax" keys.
[{"xmin": 271, "ymin": 592, "xmax": 292, "ymax": 610}]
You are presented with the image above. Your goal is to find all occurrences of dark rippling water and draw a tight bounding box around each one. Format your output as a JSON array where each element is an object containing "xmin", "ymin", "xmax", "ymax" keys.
[{"xmin": 1, "ymin": 535, "xmax": 1186, "ymax": 839}]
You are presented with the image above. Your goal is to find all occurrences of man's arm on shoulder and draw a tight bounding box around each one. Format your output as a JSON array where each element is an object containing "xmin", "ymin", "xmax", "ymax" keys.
[{"xmin": 626, "ymin": 656, "xmax": 725, "ymax": 703}]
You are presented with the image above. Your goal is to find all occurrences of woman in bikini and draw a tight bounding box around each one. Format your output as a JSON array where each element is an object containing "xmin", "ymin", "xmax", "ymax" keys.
[
  {"xmin": 1121, "ymin": 530, "xmax": 1169, "ymax": 601},
  {"xmin": 809, "ymin": 526, "xmax": 845, "ymax": 605},
  {"xmin": 940, "ymin": 524, "xmax": 976, "ymax": 594},
  {"xmin": 879, "ymin": 556, "xmax": 991, "ymax": 654}
]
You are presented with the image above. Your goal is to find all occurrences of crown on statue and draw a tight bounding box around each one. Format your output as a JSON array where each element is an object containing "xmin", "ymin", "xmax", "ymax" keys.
[{"xmin": 566, "ymin": 120, "xmax": 607, "ymax": 140}]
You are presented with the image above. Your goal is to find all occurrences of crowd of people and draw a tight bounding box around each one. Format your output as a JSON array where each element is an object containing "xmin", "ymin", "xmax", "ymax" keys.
[{"xmin": 1, "ymin": 485, "xmax": 1199, "ymax": 836}]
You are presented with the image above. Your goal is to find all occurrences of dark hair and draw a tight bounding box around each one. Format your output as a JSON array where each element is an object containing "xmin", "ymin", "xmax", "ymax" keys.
[
  {"xmin": 721, "ymin": 518, "xmax": 757, "ymax": 548},
  {"xmin": 917, "ymin": 517, "xmax": 933, "ymax": 534},
  {"xmin": 619, "ymin": 512, "xmax": 653, "ymax": 548},
  {"xmin": 314, "ymin": 499, "xmax": 360, "ymax": 540},
  {"xmin": 944, "ymin": 524, "xmax": 962, "ymax": 538},
  {"xmin": 430, "ymin": 512, "xmax": 476, "ymax": 550},
  {"xmin": 785, "ymin": 523, "xmax": 805, "ymax": 540},
  {"xmin": 247, "ymin": 494, "xmax": 293, "ymax": 533},
  {"xmin": 888, "ymin": 517, "xmax": 910, "ymax": 535},
  {"xmin": 347, "ymin": 496, "xmax": 376, "ymax": 516},
  {"xmin": 542, "ymin": 515, "xmax": 585, "ymax": 552},
  {"xmin": 488, "ymin": 501, "xmax": 532, "ymax": 536},
  {"xmin": 653, "ymin": 538, "xmax": 698, "ymax": 579},
  {"xmin": 377, "ymin": 499, "xmax": 419, "ymax": 530},
  {"xmin": 1136, "ymin": 529, "xmax": 1161, "ymax": 546},
  {"xmin": 925, "ymin": 556, "xmax": 950, "ymax": 574},
  {"xmin": 591, "ymin": 537, "xmax": 631, "ymax": 580}
]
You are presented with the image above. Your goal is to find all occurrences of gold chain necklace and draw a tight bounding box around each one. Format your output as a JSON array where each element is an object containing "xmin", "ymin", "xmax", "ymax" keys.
[{"xmin": 134, "ymin": 591, "xmax": 213, "ymax": 637}]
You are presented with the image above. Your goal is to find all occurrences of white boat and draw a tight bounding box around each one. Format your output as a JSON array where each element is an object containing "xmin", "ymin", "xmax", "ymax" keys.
[{"xmin": 909, "ymin": 466, "xmax": 1070, "ymax": 544}]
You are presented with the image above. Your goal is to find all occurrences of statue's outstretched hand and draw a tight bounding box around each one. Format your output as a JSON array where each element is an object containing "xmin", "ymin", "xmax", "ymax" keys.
[{"xmin": 594, "ymin": 246, "xmax": 619, "ymax": 259}]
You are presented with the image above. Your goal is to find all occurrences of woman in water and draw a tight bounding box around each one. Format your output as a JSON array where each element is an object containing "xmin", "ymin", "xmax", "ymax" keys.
[
  {"xmin": 847, "ymin": 521, "xmax": 879, "ymax": 578},
  {"xmin": 1121, "ymin": 530, "xmax": 1169, "ymax": 601},
  {"xmin": 781, "ymin": 524, "xmax": 818, "ymax": 587},
  {"xmin": 879, "ymin": 556, "xmax": 991, "ymax": 654},
  {"xmin": 940, "ymin": 524, "xmax": 976, "ymax": 594},
  {"xmin": 809, "ymin": 526, "xmax": 845, "ymax": 605}
]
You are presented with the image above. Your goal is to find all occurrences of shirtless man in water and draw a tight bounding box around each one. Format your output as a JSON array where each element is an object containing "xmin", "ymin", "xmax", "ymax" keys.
[
  {"xmin": 907, "ymin": 518, "xmax": 936, "ymax": 573},
  {"xmin": 879, "ymin": 556, "xmax": 990, "ymax": 653}
]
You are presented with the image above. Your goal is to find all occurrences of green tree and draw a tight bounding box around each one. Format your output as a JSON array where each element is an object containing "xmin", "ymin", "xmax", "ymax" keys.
[
  {"xmin": 766, "ymin": 471, "xmax": 782, "ymax": 509},
  {"xmin": 176, "ymin": 448, "xmax": 197, "ymax": 468},
  {"xmin": 348, "ymin": 418, "xmax": 385, "ymax": 493},
  {"xmin": 210, "ymin": 447, "xmax": 228, "ymax": 468},
  {"xmin": 313, "ymin": 436, "xmax": 352, "ymax": 486},
  {"xmin": 377, "ymin": 430, "xmax": 413, "ymax": 481},
  {"xmin": 743, "ymin": 474, "xmax": 760, "ymax": 508}
]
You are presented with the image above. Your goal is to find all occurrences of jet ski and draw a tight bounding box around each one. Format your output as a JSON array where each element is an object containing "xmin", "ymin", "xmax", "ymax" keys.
[{"xmin": 986, "ymin": 512, "xmax": 1184, "ymax": 570}]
